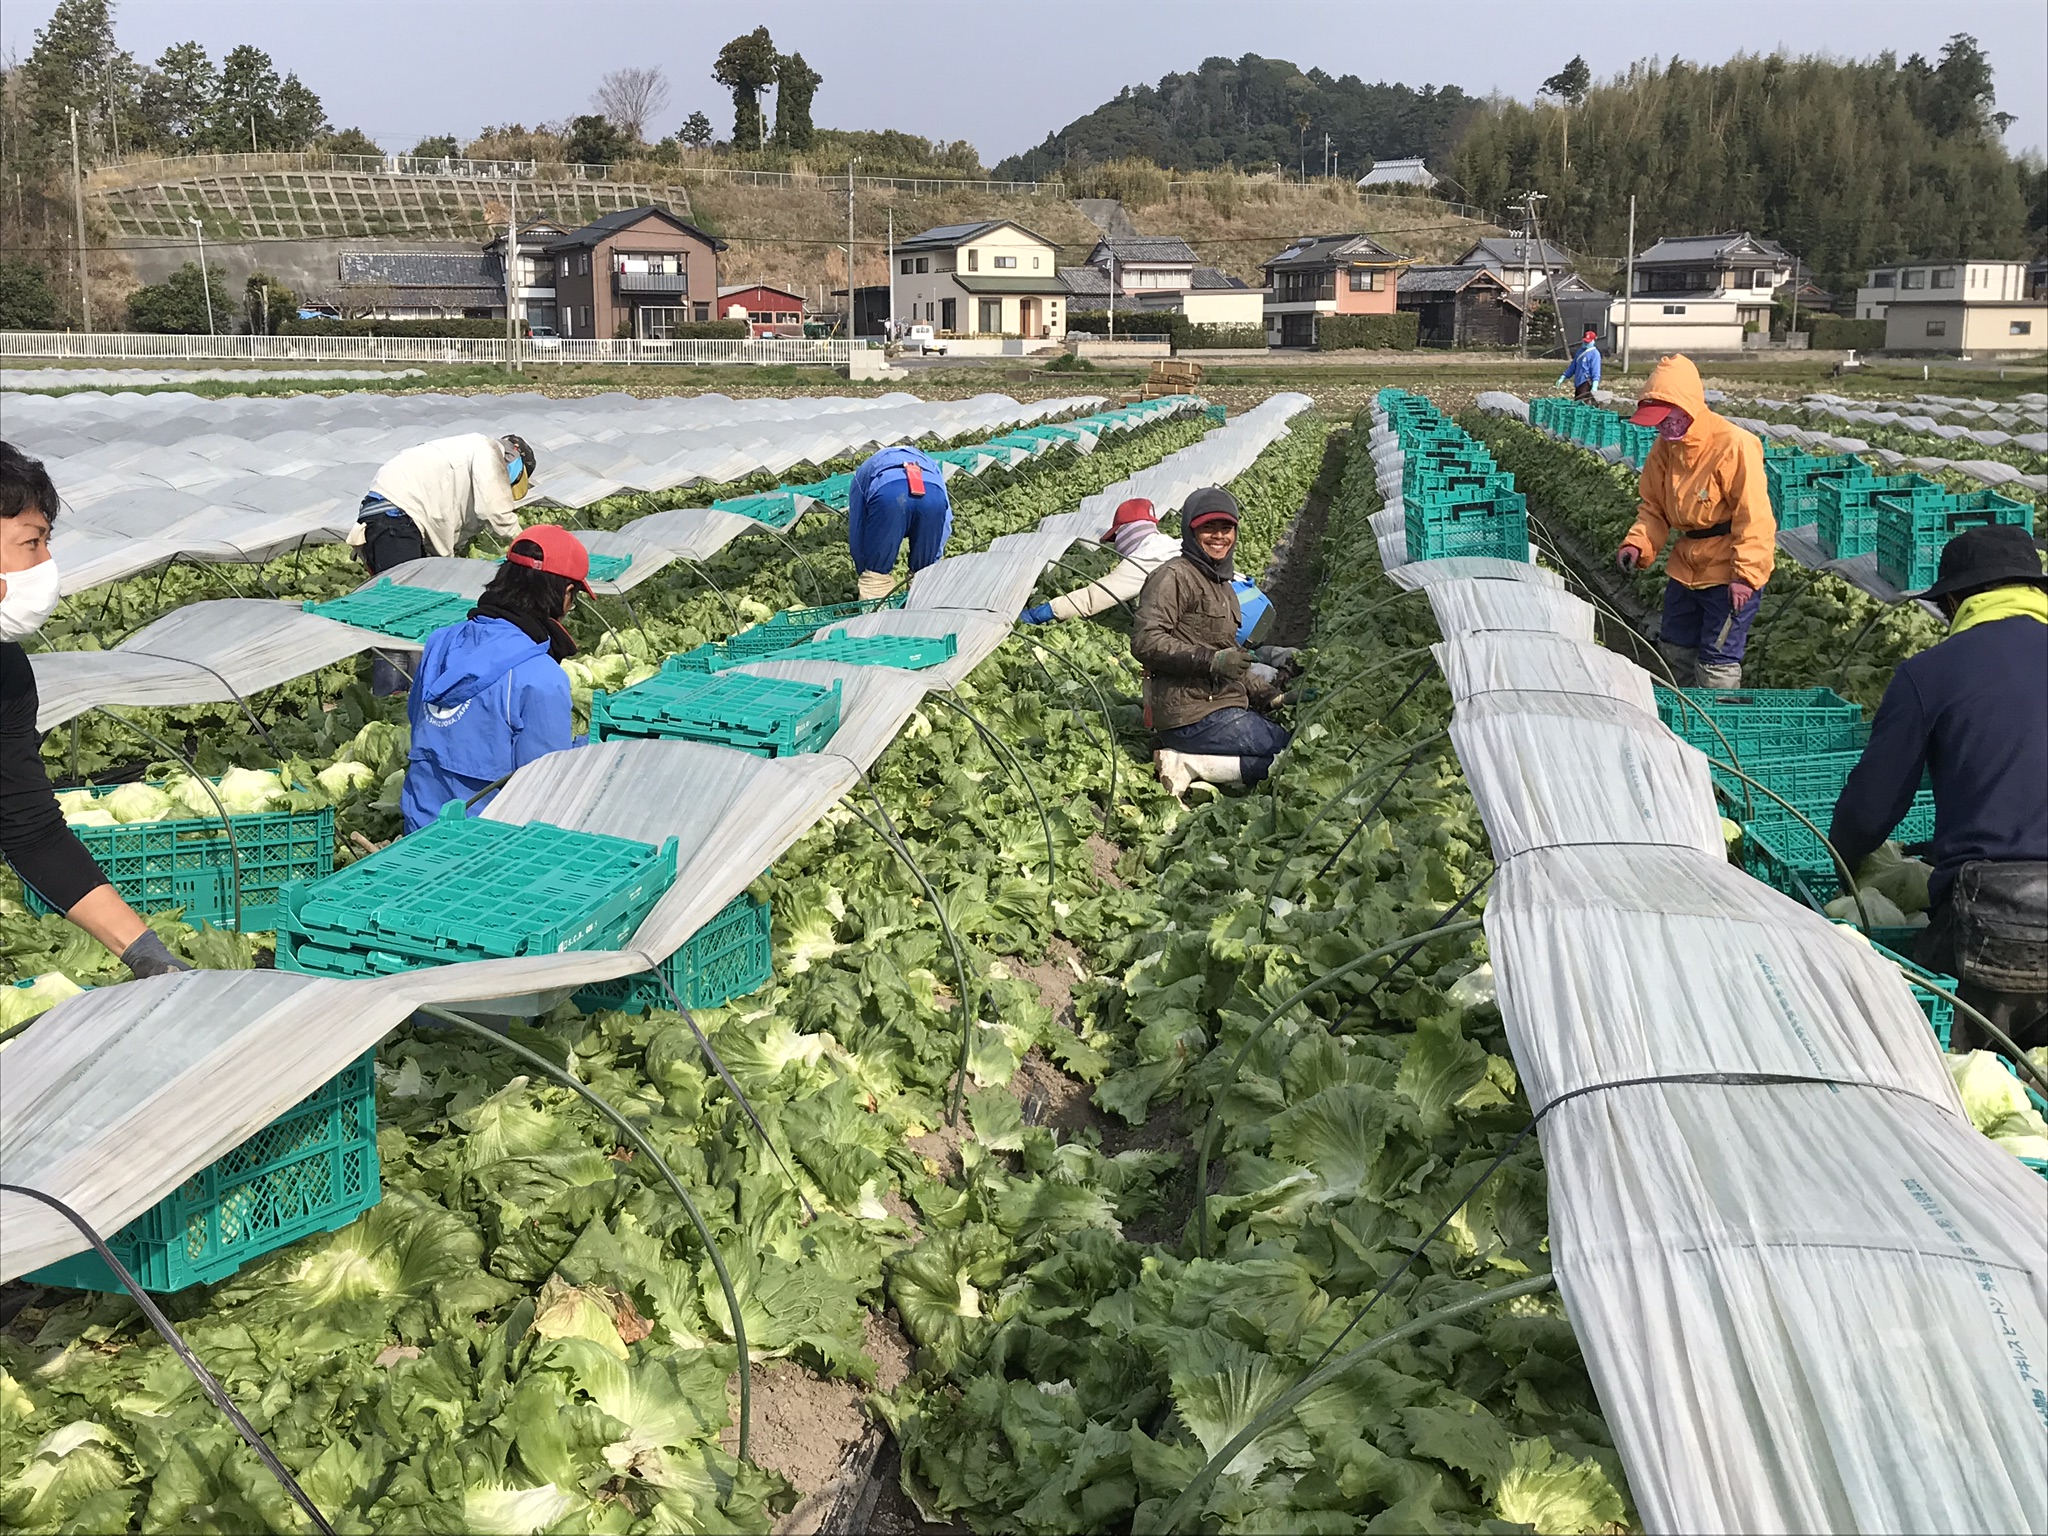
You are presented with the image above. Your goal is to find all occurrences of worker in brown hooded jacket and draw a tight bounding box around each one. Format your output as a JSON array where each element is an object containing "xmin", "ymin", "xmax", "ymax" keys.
[{"xmin": 1617, "ymin": 354, "xmax": 1776, "ymax": 688}]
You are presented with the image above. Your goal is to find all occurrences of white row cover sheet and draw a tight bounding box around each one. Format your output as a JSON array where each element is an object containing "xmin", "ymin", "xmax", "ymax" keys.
[
  {"xmin": 0, "ymin": 392, "xmax": 1307, "ymax": 1277},
  {"xmin": 23, "ymin": 391, "xmax": 1104, "ymax": 594},
  {"xmin": 1421, "ymin": 577, "xmax": 2048, "ymax": 1534}
]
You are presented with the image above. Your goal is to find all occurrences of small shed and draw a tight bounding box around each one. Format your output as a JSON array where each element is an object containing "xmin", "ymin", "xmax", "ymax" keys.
[{"xmin": 1397, "ymin": 265, "xmax": 1524, "ymax": 347}]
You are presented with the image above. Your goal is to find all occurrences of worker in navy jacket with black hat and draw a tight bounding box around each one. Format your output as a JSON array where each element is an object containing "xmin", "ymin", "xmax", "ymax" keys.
[{"xmin": 1831, "ymin": 523, "xmax": 2048, "ymax": 1050}]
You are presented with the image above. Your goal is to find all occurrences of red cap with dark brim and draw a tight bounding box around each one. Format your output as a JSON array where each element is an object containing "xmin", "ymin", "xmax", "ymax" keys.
[
  {"xmin": 1182, "ymin": 486, "xmax": 1241, "ymax": 529},
  {"xmin": 1583, "ymin": 330, "xmax": 1599, "ymax": 341},
  {"xmin": 1629, "ymin": 401, "xmax": 1679, "ymax": 428},
  {"xmin": 505, "ymin": 524, "xmax": 593, "ymax": 594},
  {"xmin": 1101, "ymin": 496, "xmax": 1158, "ymax": 542}
]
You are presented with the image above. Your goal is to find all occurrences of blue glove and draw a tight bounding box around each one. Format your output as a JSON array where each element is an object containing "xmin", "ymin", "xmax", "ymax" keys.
[{"xmin": 1020, "ymin": 604, "xmax": 1055, "ymax": 625}]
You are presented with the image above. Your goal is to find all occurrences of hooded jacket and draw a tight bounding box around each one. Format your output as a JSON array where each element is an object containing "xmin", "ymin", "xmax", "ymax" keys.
[
  {"xmin": 401, "ymin": 614, "xmax": 573, "ymax": 832},
  {"xmin": 1621, "ymin": 355, "xmax": 1776, "ymax": 590},
  {"xmin": 1132, "ymin": 520, "xmax": 1249, "ymax": 731}
]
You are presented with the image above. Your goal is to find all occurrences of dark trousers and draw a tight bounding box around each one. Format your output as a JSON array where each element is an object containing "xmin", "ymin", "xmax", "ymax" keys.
[
  {"xmin": 360, "ymin": 511, "xmax": 429, "ymax": 696},
  {"xmin": 1156, "ymin": 707, "xmax": 1292, "ymax": 784},
  {"xmin": 1573, "ymin": 380, "xmax": 1594, "ymax": 401},
  {"xmin": 1659, "ymin": 578, "xmax": 1759, "ymax": 666},
  {"xmin": 1918, "ymin": 867, "xmax": 2048, "ymax": 1052}
]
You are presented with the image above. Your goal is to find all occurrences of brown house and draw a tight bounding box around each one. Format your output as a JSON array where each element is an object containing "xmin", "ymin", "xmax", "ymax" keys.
[
  {"xmin": 1397, "ymin": 265, "xmax": 1525, "ymax": 348},
  {"xmin": 547, "ymin": 206, "xmax": 729, "ymax": 339}
]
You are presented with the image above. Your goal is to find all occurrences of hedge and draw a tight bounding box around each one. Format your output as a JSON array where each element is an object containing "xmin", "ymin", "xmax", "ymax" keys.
[
  {"xmin": 1314, "ymin": 312, "xmax": 1419, "ymax": 351},
  {"xmin": 1804, "ymin": 315, "xmax": 1885, "ymax": 352},
  {"xmin": 1063, "ymin": 310, "xmax": 1267, "ymax": 351},
  {"xmin": 282, "ymin": 318, "xmax": 511, "ymax": 337}
]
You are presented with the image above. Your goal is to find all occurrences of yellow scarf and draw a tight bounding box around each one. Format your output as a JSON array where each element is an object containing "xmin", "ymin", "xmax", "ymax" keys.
[{"xmin": 1950, "ymin": 585, "xmax": 2048, "ymax": 635}]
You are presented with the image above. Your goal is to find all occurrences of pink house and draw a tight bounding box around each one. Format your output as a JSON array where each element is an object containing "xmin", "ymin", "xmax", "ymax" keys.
[{"xmin": 1260, "ymin": 233, "xmax": 1407, "ymax": 347}]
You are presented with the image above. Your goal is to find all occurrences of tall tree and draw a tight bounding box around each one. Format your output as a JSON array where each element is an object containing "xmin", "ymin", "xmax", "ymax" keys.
[
  {"xmin": 712, "ymin": 27, "xmax": 778, "ymax": 150},
  {"xmin": 20, "ymin": 0, "xmax": 131, "ymax": 154},
  {"xmin": 1540, "ymin": 54, "xmax": 1591, "ymax": 172},
  {"xmin": 593, "ymin": 66, "xmax": 670, "ymax": 142},
  {"xmin": 772, "ymin": 52, "xmax": 821, "ymax": 150},
  {"xmin": 273, "ymin": 73, "xmax": 328, "ymax": 147},
  {"xmin": 137, "ymin": 42, "xmax": 216, "ymax": 150},
  {"xmin": 563, "ymin": 113, "xmax": 631, "ymax": 166},
  {"xmin": 679, "ymin": 110, "xmax": 713, "ymax": 149},
  {"xmin": 210, "ymin": 44, "xmax": 280, "ymax": 150}
]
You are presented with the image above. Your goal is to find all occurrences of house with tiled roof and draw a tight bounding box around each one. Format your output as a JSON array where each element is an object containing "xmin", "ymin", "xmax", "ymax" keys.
[
  {"xmin": 331, "ymin": 249, "xmax": 505, "ymax": 319},
  {"xmin": 1396, "ymin": 265, "xmax": 1524, "ymax": 347},
  {"xmin": 894, "ymin": 220, "xmax": 1065, "ymax": 338},
  {"xmin": 1059, "ymin": 235, "xmax": 1264, "ymax": 327},
  {"xmin": 1260, "ymin": 233, "xmax": 1408, "ymax": 347}
]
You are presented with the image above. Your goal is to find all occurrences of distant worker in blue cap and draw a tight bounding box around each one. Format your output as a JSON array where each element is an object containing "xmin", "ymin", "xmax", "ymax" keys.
[{"xmin": 847, "ymin": 444, "xmax": 951, "ymax": 600}]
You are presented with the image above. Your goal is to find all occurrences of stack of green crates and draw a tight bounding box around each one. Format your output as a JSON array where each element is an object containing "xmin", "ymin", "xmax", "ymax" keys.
[
  {"xmin": 1384, "ymin": 389, "xmax": 1530, "ymax": 563},
  {"xmin": 1620, "ymin": 422, "xmax": 1656, "ymax": 467},
  {"xmin": 26, "ymin": 1050, "xmax": 380, "ymax": 1294},
  {"xmin": 1874, "ymin": 486, "xmax": 2033, "ymax": 592},
  {"xmin": 276, "ymin": 804, "xmax": 678, "ymax": 978},
  {"xmin": 1765, "ymin": 453, "xmax": 1866, "ymax": 531},
  {"xmin": 572, "ymin": 890, "xmax": 773, "ymax": 1015},
  {"xmin": 1816, "ymin": 473, "xmax": 1940, "ymax": 560},
  {"xmin": 591, "ymin": 670, "xmax": 841, "ymax": 756},
  {"xmin": 26, "ymin": 779, "xmax": 334, "ymax": 931},
  {"xmin": 1657, "ymin": 685, "xmax": 1869, "ymax": 764}
]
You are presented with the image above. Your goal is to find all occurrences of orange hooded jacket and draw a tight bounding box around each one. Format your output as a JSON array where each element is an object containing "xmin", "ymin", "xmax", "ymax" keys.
[{"xmin": 1621, "ymin": 354, "xmax": 1776, "ymax": 590}]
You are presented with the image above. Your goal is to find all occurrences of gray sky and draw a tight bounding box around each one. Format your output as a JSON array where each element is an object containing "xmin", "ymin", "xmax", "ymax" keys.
[{"xmin": 8, "ymin": 0, "xmax": 2046, "ymax": 159}]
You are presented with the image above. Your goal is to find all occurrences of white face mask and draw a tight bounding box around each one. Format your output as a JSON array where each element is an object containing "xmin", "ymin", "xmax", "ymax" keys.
[{"xmin": 0, "ymin": 557, "xmax": 63, "ymax": 640}]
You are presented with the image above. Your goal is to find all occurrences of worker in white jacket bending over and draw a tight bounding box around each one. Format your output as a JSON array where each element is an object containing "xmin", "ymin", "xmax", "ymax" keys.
[
  {"xmin": 347, "ymin": 432, "xmax": 537, "ymax": 695},
  {"xmin": 348, "ymin": 432, "xmax": 537, "ymax": 573},
  {"xmin": 1021, "ymin": 498, "xmax": 1179, "ymax": 624}
]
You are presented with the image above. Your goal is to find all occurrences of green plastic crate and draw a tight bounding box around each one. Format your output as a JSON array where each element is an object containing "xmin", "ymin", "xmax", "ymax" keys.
[
  {"xmin": 1737, "ymin": 823, "xmax": 1928, "ymax": 954},
  {"xmin": 723, "ymin": 593, "xmax": 907, "ymax": 655},
  {"xmin": 572, "ymin": 892, "xmax": 773, "ymax": 1016},
  {"xmin": 583, "ymin": 552, "xmax": 632, "ymax": 583},
  {"xmin": 1658, "ymin": 686, "xmax": 1869, "ymax": 763},
  {"xmin": 26, "ymin": 1052, "xmax": 379, "ymax": 1293},
  {"xmin": 1404, "ymin": 504, "xmax": 1529, "ymax": 562},
  {"xmin": 1815, "ymin": 474, "xmax": 1939, "ymax": 561},
  {"xmin": 1864, "ymin": 937, "xmax": 1956, "ymax": 1047},
  {"xmin": 26, "ymin": 783, "xmax": 334, "ymax": 931},
  {"xmin": 592, "ymin": 671, "xmax": 841, "ymax": 756},
  {"xmin": 276, "ymin": 806, "xmax": 677, "ymax": 972},
  {"xmin": 1874, "ymin": 489, "xmax": 2034, "ymax": 592},
  {"xmin": 746, "ymin": 628, "xmax": 960, "ymax": 670},
  {"xmin": 1714, "ymin": 746, "xmax": 1916, "ymax": 823},
  {"xmin": 304, "ymin": 578, "xmax": 475, "ymax": 642}
]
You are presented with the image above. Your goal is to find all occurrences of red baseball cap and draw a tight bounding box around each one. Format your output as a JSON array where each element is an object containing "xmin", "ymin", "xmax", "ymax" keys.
[
  {"xmin": 1629, "ymin": 400, "xmax": 1680, "ymax": 427},
  {"xmin": 1182, "ymin": 487, "xmax": 1240, "ymax": 529},
  {"xmin": 1583, "ymin": 329, "xmax": 1599, "ymax": 342},
  {"xmin": 505, "ymin": 524, "xmax": 592, "ymax": 593},
  {"xmin": 1101, "ymin": 496, "xmax": 1158, "ymax": 541}
]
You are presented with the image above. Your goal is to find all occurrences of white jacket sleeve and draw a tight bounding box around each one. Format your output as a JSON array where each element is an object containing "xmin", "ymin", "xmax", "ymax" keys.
[{"xmin": 1047, "ymin": 556, "xmax": 1150, "ymax": 620}]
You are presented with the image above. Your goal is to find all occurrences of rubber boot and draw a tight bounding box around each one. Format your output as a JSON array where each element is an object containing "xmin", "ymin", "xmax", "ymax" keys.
[
  {"xmin": 1178, "ymin": 754, "xmax": 1245, "ymax": 787},
  {"xmin": 1656, "ymin": 640, "xmax": 1698, "ymax": 688},
  {"xmin": 1155, "ymin": 749, "xmax": 1194, "ymax": 802},
  {"xmin": 1697, "ymin": 660, "xmax": 1743, "ymax": 690}
]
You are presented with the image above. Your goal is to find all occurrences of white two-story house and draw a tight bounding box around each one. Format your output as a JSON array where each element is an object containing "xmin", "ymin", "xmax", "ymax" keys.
[
  {"xmin": 893, "ymin": 220, "xmax": 1066, "ymax": 339},
  {"xmin": 1855, "ymin": 260, "xmax": 2045, "ymax": 356}
]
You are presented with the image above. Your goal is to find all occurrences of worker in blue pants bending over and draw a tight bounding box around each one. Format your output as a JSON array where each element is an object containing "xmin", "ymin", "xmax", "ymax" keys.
[{"xmin": 847, "ymin": 445, "xmax": 951, "ymax": 600}]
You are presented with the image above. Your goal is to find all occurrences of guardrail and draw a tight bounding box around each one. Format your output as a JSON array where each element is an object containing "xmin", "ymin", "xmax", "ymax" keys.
[{"xmin": 0, "ymin": 332, "xmax": 863, "ymax": 367}]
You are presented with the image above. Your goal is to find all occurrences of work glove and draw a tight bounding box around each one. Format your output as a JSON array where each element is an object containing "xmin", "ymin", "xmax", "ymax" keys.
[
  {"xmin": 1019, "ymin": 604, "xmax": 1055, "ymax": 625},
  {"xmin": 1211, "ymin": 647, "xmax": 1252, "ymax": 681},
  {"xmin": 1253, "ymin": 645, "xmax": 1300, "ymax": 667},
  {"xmin": 121, "ymin": 929, "xmax": 191, "ymax": 979},
  {"xmin": 1729, "ymin": 580, "xmax": 1756, "ymax": 612},
  {"xmin": 1616, "ymin": 545, "xmax": 1642, "ymax": 573}
]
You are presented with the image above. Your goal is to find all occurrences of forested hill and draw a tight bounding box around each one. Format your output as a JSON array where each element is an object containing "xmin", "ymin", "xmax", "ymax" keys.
[
  {"xmin": 992, "ymin": 53, "xmax": 1478, "ymax": 182},
  {"xmin": 1451, "ymin": 40, "xmax": 2039, "ymax": 289}
]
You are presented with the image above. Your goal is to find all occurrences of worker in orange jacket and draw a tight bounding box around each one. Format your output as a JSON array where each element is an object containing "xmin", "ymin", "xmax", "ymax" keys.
[{"xmin": 1616, "ymin": 354, "xmax": 1776, "ymax": 689}]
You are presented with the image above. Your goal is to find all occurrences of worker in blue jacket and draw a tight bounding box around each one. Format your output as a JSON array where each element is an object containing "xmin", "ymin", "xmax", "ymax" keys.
[
  {"xmin": 848, "ymin": 444, "xmax": 951, "ymax": 600},
  {"xmin": 1559, "ymin": 329, "xmax": 1602, "ymax": 401},
  {"xmin": 1830, "ymin": 525, "xmax": 2048, "ymax": 1050},
  {"xmin": 401, "ymin": 525, "xmax": 591, "ymax": 832}
]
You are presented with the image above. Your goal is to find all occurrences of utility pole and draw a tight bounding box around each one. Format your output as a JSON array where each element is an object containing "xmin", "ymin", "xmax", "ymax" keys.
[
  {"xmin": 68, "ymin": 109, "xmax": 92, "ymax": 332},
  {"xmin": 1518, "ymin": 200, "xmax": 1531, "ymax": 358},
  {"xmin": 1621, "ymin": 194, "xmax": 1636, "ymax": 373},
  {"xmin": 886, "ymin": 208, "xmax": 896, "ymax": 338},
  {"xmin": 250, "ymin": 111, "xmax": 258, "ymax": 153},
  {"xmin": 259, "ymin": 280, "xmax": 270, "ymax": 335},
  {"xmin": 847, "ymin": 159, "xmax": 857, "ymax": 336},
  {"xmin": 504, "ymin": 173, "xmax": 520, "ymax": 372},
  {"xmin": 190, "ymin": 218, "xmax": 214, "ymax": 334},
  {"xmin": 1107, "ymin": 251, "xmax": 1116, "ymax": 340}
]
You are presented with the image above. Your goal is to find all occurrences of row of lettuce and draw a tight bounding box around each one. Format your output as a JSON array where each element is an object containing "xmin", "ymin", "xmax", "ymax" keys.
[{"xmin": 0, "ymin": 409, "xmax": 1319, "ymax": 1532}]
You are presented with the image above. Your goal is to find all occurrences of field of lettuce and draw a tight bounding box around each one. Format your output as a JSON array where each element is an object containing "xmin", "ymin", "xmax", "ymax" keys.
[{"xmin": 16, "ymin": 375, "xmax": 2027, "ymax": 1536}]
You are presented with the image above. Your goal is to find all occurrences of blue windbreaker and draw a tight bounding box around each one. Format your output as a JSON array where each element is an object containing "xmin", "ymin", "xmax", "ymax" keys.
[
  {"xmin": 401, "ymin": 614, "xmax": 573, "ymax": 832},
  {"xmin": 847, "ymin": 446, "xmax": 951, "ymax": 575},
  {"xmin": 1560, "ymin": 342, "xmax": 1602, "ymax": 389}
]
